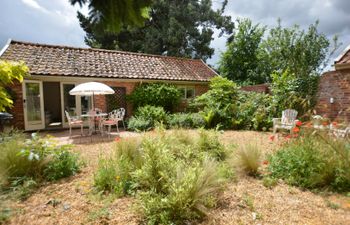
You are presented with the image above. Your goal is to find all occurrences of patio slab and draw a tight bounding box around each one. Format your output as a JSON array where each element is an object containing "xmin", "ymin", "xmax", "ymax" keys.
[{"xmin": 40, "ymin": 128, "xmax": 140, "ymax": 145}]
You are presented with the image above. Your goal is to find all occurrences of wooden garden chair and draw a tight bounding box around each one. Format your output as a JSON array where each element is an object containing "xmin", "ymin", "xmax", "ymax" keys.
[{"xmin": 273, "ymin": 109, "xmax": 298, "ymax": 134}]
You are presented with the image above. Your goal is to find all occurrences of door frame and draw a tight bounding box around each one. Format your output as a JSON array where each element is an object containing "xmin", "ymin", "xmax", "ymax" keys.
[{"xmin": 22, "ymin": 80, "xmax": 45, "ymax": 131}]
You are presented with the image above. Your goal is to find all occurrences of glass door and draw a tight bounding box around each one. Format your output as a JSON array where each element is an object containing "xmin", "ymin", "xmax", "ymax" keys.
[
  {"xmin": 61, "ymin": 83, "xmax": 93, "ymax": 127},
  {"xmin": 23, "ymin": 80, "xmax": 45, "ymax": 130}
]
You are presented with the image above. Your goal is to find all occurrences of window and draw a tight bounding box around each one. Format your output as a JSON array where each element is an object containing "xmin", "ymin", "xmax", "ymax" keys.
[{"xmin": 179, "ymin": 87, "xmax": 195, "ymax": 99}]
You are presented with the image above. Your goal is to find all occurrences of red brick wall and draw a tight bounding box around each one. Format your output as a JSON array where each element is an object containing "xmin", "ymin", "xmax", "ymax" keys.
[
  {"xmin": 93, "ymin": 81, "xmax": 137, "ymax": 117},
  {"xmin": 8, "ymin": 82, "xmax": 25, "ymax": 129},
  {"xmin": 241, "ymin": 84, "xmax": 270, "ymax": 94},
  {"xmin": 314, "ymin": 70, "xmax": 350, "ymax": 121}
]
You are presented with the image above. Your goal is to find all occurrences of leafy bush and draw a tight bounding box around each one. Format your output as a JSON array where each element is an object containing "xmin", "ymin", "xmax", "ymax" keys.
[
  {"xmin": 168, "ymin": 113, "xmax": 205, "ymax": 129},
  {"xmin": 233, "ymin": 143, "xmax": 262, "ymax": 176},
  {"xmin": 0, "ymin": 132, "xmax": 81, "ymax": 189},
  {"xmin": 234, "ymin": 91, "xmax": 273, "ymax": 131},
  {"xmin": 128, "ymin": 105, "xmax": 168, "ymax": 131},
  {"xmin": 128, "ymin": 83, "xmax": 181, "ymax": 112},
  {"xmin": 94, "ymin": 138, "xmax": 142, "ymax": 195},
  {"xmin": 94, "ymin": 129, "xmax": 230, "ymax": 224},
  {"xmin": 191, "ymin": 76, "xmax": 239, "ymax": 129},
  {"xmin": 44, "ymin": 149, "xmax": 81, "ymax": 181},
  {"xmin": 197, "ymin": 129, "xmax": 228, "ymax": 161},
  {"xmin": 268, "ymin": 132, "xmax": 350, "ymax": 192}
]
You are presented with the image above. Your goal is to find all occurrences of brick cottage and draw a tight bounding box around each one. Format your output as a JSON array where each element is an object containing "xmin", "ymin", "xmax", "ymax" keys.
[
  {"xmin": 315, "ymin": 45, "xmax": 350, "ymax": 121},
  {"xmin": 0, "ymin": 40, "xmax": 216, "ymax": 131}
]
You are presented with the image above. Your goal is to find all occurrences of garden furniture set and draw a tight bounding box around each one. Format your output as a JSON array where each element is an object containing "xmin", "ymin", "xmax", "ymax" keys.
[{"xmin": 65, "ymin": 108, "xmax": 126, "ymax": 138}]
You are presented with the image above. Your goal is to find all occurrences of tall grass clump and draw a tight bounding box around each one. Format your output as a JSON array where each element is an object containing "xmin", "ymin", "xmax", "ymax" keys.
[
  {"xmin": 197, "ymin": 129, "xmax": 228, "ymax": 161},
  {"xmin": 0, "ymin": 132, "xmax": 81, "ymax": 193},
  {"xmin": 233, "ymin": 143, "xmax": 262, "ymax": 176},
  {"xmin": 94, "ymin": 129, "xmax": 231, "ymax": 224},
  {"xmin": 268, "ymin": 132, "xmax": 350, "ymax": 192}
]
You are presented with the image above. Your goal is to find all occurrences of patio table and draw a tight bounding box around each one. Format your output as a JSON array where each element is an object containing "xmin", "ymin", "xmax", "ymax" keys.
[{"xmin": 81, "ymin": 113, "xmax": 108, "ymax": 135}]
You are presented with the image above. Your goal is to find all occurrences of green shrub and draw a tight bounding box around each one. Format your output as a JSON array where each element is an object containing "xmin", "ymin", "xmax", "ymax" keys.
[
  {"xmin": 197, "ymin": 129, "xmax": 227, "ymax": 161},
  {"xmin": 128, "ymin": 83, "xmax": 181, "ymax": 112},
  {"xmin": 128, "ymin": 105, "xmax": 168, "ymax": 131},
  {"xmin": 0, "ymin": 132, "xmax": 80, "ymax": 190},
  {"xmin": 191, "ymin": 77, "xmax": 240, "ymax": 129},
  {"xmin": 233, "ymin": 91, "xmax": 273, "ymax": 131},
  {"xmin": 168, "ymin": 113, "xmax": 205, "ymax": 129},
  {"xmin": 94, "ymin": 130, "xmax": 228, "ymax": 224},
  {"xmin": 268, "ymin": 133, "xmax": 350, "ymax": 192},
  {"xmin": 233, "ymin": 143, "xmax": 262, "ymax": 176},
  {"xmin": 138, "ymin": 157, "xmax": 223, "ymax": 224},
  {"xmin": 44, "ymin": 149, "xmax": 81, "ymax": 181},
  {"xmin": 94, "ymin": 138, "xmax": 142, "ymax": 195}
]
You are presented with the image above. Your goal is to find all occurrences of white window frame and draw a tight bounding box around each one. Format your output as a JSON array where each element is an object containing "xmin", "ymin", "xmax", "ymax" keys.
[{"xmin": 179, "ymin": 86, "xmax": 196, "ymax": 100}]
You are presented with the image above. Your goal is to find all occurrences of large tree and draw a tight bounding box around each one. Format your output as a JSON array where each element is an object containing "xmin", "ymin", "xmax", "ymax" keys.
[
  {"xmin": 76, "ymin": 0, "xmax": 234, "ymax": 61},
  {"xmin": 70, "ymin": 0, "xmax": 152, "ymax": 33},
  {"xmin": 219, "ymin": 18, "xmax": 267, "ymax": 85},
  {"xmin": 219, "ymin": 19, "xmax": 338, "ymax": 85}
]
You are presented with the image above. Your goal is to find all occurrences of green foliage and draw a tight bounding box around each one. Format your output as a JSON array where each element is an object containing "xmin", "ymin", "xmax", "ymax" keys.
[
  {"xmin": 0, "ymin": 60, "xmax": 29, "ymax": 111},
  {"xmin": 128, "ymin": 105, "xmax": 168, "ymax": 131},
  {"xmin": 0, "ymin": 132, "xmax": 80, "ymax": 190},
  {"xmin": 233, "ymin": 143, "xmax": 262, "ymax": 176},
  {"xmin": 77, "ymin": 0, "xmax": 234, "ymax": 61},
  {"xmin": 270, "ymin": 70, "xmax": 317, "ymax": 117},
  {"xmin": 268, "ymin": 132, "xmax": 350, "ymax": 192},
  {"xmin": 234, "ymin": 91, "xmax": 273, "ymax": 131},
  {"xmin": 197, "ymin": 129, "xmax": 228, "ymax": 161},
  {"xmin": 219, "ymin": 18, "xmax": 267, "ymax": 85},
  {"xmin": 191, "ymin": 77, "xmax": 239, "ymax": 129},
  {"xmin": 94, "ymin": 129, "xmax": 230, "ymax": 224},
  {"xmin": 44, "ymin": 150, "xmax": 81, "ymax": 181},
  {"xmin": 128, "ymin": 83, "xmax": 181, "ymax": 112},
  {"xmin": 70, "ymin": 0, "xmax": 152, "ymax": 33},
  {"xmin": 168, "ymin": 113, "xmax": 205, "ymax": 129},
  {"xmin": 94, "ymin": 138, "xmax": 142, "ymax": 195},
  {"xmin": 262, "ymin": 177, "xmax": 278, "ymax": 188}
]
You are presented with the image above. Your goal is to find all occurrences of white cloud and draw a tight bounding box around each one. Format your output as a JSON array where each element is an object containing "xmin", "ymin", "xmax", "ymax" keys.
[{"xmin": 21, "ymin": 0, "xmax": 48, "ymax": 13}]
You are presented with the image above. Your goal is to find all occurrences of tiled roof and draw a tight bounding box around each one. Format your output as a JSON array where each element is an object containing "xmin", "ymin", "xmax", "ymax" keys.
[
  {"xmin": 0, "ymin": 40, "xmax": 217, "ymax": 82},
  {"xmin": 335, "ymin": 44, "xmax": 350, "ymax": 69}
]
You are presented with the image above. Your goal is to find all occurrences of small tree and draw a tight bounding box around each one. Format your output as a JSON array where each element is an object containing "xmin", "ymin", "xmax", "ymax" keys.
[
  {"xmin": 0, "ymin": 60, "xmax": 29, "ymax": 111},
  {"xmin": 191, "ymin": 76, "xmax": 239, "ymax": 128}
]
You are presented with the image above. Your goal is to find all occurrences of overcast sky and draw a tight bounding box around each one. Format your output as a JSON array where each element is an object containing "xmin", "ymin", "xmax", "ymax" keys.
[{"xmin": 1, "ymin": 0, "xmax": 349, "ymax": 69}]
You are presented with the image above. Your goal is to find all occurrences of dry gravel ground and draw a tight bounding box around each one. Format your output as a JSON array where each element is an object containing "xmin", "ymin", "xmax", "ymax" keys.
[{"xmin": 3, "ymin": 130, "xmax": 350, "ymax": 225}]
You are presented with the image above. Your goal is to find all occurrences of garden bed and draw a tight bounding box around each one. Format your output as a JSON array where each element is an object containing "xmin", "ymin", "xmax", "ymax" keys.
[{"xmin": 1, "ymin": 130, "xmax": 349, "ymax": 225}]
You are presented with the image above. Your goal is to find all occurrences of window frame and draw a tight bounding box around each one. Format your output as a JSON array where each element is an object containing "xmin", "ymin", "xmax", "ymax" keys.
[{"xmin": 179, "ymin": 86, "xmax": 196, "ymax": 100}]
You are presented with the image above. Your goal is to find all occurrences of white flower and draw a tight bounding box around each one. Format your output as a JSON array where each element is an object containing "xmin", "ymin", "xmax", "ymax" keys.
[
  {"xmin": 31, "ymin": 133, "xmax": 37, "ymax": 139},
  {"xmin": 34, "ymin": 153, "xmax": 40, "ymax": 160},
  {"xmin": 28, "ymin": 152, "xmax": 34, "ymax": 161},
  {"xmin": 312, "ymin": 115, "xmax": 323, "ymax": 120}
]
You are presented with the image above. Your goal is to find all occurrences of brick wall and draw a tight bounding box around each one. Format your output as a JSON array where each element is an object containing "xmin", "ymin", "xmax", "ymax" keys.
[
  {"xmin": 241, "ymin": 83, "xmax": 270, "ymax": 94},
  {"xmin": 8, "ymin": 82, "xmax": 25, "ymax": 129},
  {"xmin": 314, "ymin": 70, "xmax": 350, "ymax": 121}
]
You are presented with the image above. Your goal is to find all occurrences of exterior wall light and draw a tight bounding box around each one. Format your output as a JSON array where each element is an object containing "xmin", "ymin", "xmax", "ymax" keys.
[{"xmin": 330, "ymin": 97, "xmax": 334, "ymax": 104}]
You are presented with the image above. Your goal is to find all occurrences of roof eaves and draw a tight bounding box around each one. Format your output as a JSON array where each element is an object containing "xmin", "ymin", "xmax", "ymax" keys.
[
  {"xmin": 334, "ymin": 43, "xmax": 350, "ymax": 64},
  {"xmin": 0, "ymin": 38, "xmax": 12, "ymax": 57}
]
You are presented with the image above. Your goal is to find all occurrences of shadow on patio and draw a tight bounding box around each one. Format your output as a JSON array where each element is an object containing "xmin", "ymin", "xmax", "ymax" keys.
[{"xmin": 40, "ymin": 128, "xmax": 140, "ymax": 145}]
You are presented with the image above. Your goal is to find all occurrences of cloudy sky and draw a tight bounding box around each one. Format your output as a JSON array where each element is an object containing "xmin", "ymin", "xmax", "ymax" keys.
[{"xmin": 1, "ymin": 0, "xmax": 350, "ymax": 69}]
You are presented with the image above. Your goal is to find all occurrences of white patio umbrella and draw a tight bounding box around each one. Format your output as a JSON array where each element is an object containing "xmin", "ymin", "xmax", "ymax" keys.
[{"xmin": 69, "ymin": 82, "xmax": 115, "ymax": 109}]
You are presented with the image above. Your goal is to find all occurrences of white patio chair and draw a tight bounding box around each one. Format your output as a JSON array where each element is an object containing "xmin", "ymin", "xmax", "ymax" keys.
[
  {"xmin": 65, "ymin": 110, "xmax": 84, "ymax": 138},
  {"xmin": 329, "ymin": 123, "xmax": 350, "ymax": 138},
  {"xmin": 116, "ymin": 108, "xmax": 126, "ymax": 130},
  {"xmin": 101, "ymin": 110, "xmax": 122, "ymax": 138},
  {"xmin": 273, "ymin": 109, "xmax": 298, "ymax": 134}
]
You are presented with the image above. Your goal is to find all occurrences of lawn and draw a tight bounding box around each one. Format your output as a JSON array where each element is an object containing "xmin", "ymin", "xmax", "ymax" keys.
[{"xmin": 1, "ymin": 130, "xmax": 349, "ymax": 225}]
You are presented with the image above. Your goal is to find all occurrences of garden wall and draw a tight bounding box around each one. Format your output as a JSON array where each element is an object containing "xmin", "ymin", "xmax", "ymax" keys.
[
  {"xmin": 241, "ymin": 83, "xmax": 270, "ymax": 94},
  {"xmin": 315, "ymin": 69, "xmax": 350, "ymax": 121}
]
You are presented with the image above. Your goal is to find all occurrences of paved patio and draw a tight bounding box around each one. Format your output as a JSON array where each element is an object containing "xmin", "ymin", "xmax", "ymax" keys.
[{"xmin": 40, "ymin": 128, "xmax": 140, "ymax": 145}]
